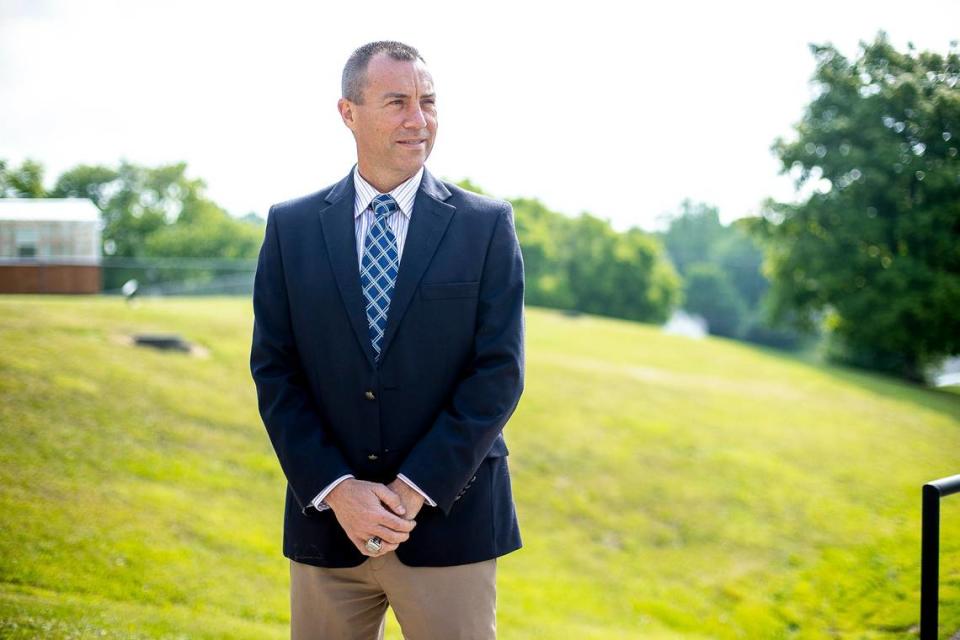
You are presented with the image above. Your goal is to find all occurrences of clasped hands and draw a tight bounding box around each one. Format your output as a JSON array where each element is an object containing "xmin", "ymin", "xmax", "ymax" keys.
[{"xmin": 324, "ymin": 478, "xmax": 425, "ymax": 556}]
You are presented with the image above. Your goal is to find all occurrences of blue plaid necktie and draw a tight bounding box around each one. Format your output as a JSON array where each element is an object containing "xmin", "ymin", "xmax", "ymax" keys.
[{"xmin": 360, "ymin": 193, "xmax": 400, "ymax": 360}]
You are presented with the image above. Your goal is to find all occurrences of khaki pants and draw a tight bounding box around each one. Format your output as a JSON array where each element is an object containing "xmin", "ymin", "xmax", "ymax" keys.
[{"xmin": 290, "ymin": 553, "xmax": 496, "ymax": 640}]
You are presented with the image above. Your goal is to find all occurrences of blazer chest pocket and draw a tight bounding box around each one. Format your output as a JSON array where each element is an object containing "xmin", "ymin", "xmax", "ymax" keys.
[{"xmin": 420, "ymin": 280, "xmax": 480, "ymax": 300}]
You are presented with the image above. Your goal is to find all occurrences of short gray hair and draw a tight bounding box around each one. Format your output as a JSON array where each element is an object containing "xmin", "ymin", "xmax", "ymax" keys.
[{"xmin": 342, "ymin": 41, "xmax": 425, "ymax": 104}]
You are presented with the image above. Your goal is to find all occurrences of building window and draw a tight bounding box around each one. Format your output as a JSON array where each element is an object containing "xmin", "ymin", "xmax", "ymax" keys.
[{"xmin": 16, "ymin": 228, "xmax": 38, "ymax": 259}]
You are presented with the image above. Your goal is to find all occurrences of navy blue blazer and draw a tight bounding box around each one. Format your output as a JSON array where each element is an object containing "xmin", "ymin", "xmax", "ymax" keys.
[{"xmin": 250, "ymin": 167, "xmax": 524, "ymax": 567}]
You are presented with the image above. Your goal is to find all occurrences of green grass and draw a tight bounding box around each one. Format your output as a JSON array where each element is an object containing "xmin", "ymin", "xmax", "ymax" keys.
[{"xmin": 1, "ymin": 296, "xmax": 958, "ymax": 639}]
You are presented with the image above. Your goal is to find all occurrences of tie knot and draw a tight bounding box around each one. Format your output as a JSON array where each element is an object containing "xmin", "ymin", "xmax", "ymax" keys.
[{"xmin": 372, "ymin": 193, "xmax": 399, "ymax": 220}]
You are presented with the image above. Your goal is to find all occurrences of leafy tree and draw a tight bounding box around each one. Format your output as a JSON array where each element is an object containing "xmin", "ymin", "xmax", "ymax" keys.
[
  {"xmin": 565, "ymin": 214, "xmax": 681, "ymax": 323},
  {"xmin": 49, "ymin": 161, "xmax": 266, "ymax": 290},
  {"xmin": 0, "ymin": 158, "xmax": 46, "ymax": 198},
  {"xmin": 715, "ymin": 220, "xmax": 768, "ymax": 308},
  {"xmin": 683, "ymin": 262, "xmax": 747, "ymax": 338},
  {"xmin": 144, "ymin": 200, "xmax": 262, "ymax": 259},
  {"xmin": 49, "ymin": 164, "xmax": 119, "ymax": 209},
  {"xmin": 510, "ymin": 197, "xmax": 577, "ymax": 310},
  {"xmin": 563, "ymin": 213, "xmax": 617, "ymax": 314},
  {"xmin": 660, "ymin": 200, "xmax": 726, "ymax": 276},
  {"xmin": 658, "ymin": 202, "xmax": 805, "ymax": 347},
  {"xmin": 504, "ymin": 192, "xmax": 681, "ymax": 323},
  {"xmin": 238, "ymin": 212, "xmax": 266, "ymax": 226},
  {"xmin": 51, "ymin": 161, "xmax": 195, "ymax": 257},
  {"xmin": 753, "ymin": 33, "xmax": 960, "ymax": 381},
  {"xmin": 619, "ymin": 228, "xmax": 683, "ymax": 323},
  {"xmin": 50, "ymin": 161, "xmax": 255, "ymax": 261}
]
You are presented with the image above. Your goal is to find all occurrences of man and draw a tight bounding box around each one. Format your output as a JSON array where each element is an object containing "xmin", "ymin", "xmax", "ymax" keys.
[{"xmin": 250, "ymin": 40, "xmax": 525, "ymax": 639}]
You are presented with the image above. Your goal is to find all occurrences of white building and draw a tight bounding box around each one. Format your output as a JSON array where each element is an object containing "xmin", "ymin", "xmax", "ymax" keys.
[{"xmin": 0, "ymin": 198, "xmax": 102, "ymax": 293}]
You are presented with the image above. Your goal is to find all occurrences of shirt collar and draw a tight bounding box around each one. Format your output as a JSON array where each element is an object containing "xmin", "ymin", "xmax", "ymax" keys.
[{"xmin": 352, "ymin": 165, "xmax": 424, "ymax": 219}]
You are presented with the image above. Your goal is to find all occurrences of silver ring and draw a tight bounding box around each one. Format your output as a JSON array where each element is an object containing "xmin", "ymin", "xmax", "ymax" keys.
[{"xmin": 365, "ymin": 536, "xmax": 382, "ymax": 553}]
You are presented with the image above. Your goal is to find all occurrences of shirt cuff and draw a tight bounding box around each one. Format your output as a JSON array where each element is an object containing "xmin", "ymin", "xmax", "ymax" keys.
[
  {"xmin": 396, "ymin": 473, "xmax": 437, "ymax": 507},
  {"xmin": 310, "ymin": 474, "xmax": 354, "ymax": 512}
]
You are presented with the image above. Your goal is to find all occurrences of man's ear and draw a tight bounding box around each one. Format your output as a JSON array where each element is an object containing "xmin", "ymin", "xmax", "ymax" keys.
[{"xmin": 338, "ymin": 98, "xmax": 356, "ymax": 131}]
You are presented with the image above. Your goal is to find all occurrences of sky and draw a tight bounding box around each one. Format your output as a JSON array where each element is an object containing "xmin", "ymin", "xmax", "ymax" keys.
[{"xmin": 1, "ymin": 0, "xmax": 958, "ymax": 232}]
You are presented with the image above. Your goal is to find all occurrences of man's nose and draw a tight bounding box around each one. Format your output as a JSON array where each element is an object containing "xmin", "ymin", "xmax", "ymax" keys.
[{"xmin": 403, "ymin": 103, "xmax": 428, "ymax": 128}]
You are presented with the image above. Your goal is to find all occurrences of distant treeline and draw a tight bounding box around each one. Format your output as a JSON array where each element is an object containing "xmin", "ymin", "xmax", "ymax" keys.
[
  {"xmin": 471, "ymin": 182, "xmax": 801, "ymax": 350},
  {"xmin": 3, "ymin": 33, "xmax": 958, "ymax": 382},
  {"xmin": 0, "ymin": 156, "xmax": 793, "ymax": 347}
]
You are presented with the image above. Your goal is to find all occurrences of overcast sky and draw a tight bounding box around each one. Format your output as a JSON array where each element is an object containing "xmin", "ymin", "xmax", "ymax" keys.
[{"xmin": 1, "ymin": 0, "xmax": 958, "ymax": 231}]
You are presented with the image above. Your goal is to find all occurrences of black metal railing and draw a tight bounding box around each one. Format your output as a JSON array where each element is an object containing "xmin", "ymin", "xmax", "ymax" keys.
[{"xmin": 921, "ymin": 473, "xmax": 960, "ymax": 639}]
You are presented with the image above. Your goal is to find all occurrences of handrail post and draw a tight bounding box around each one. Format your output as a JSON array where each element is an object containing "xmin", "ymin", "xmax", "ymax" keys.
[{"xmin": 920, "ymin": 474, "xmax": 960, "ymax": 640}]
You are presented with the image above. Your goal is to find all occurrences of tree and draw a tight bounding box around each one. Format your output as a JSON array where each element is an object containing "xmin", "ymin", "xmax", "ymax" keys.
[
  {"xmin": 509, "ymin": 196, "xmax": 577, "ymax": 310},
  {"xmin": 144, "ymin": 200, "xmax": 262, "ymax": 259},
  {"xmin": 506, "ymin": 192, "xmax": 681, "ymax": 323},
  {"xmin": 658, "ymin": 202, "xmax": 804, "ymax": 348},
  {"xmin": 753, "ymin": 33, "xmax": 960, "ymax": 381},
  {"xmin": 715, "ymin": 220, "xmax": 768, "ymax": 308},
  {"xmin": 51, "ymin": 161, "xmax": 194, "ymax": 257},
  {"xmin": 50, "ymin": 160, "xmax": 267, "ymax": 290},
  {"xmin": 51, "ymin": 161, "xmax": 245, "ymax": 260},
  {"xmin": 49, "ymin": 164, "xmax": 119, "ymax": 209},
  {"xmin": 565, "ymin": 216, "xmax": 680, "ymax": 323},
  {"xmin": 683, "ymin": 263, "xmax": 747, "ymax": 338},
  {"xmin": 660, "ymin": 200, "xmax": 726, "ymax": 276},
  {"xmin": 0, "ymin": 158, "xmax": 46, "ymax": 198}
]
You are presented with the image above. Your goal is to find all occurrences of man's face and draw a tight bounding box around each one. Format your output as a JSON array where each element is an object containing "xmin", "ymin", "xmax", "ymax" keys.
[{"xmin": 339, "ymin": 53, "xmax": 437, "ymax": 187}]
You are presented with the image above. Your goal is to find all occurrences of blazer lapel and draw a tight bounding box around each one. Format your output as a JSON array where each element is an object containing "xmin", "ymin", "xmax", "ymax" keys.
[
  {"xmin": 378, "ymin": 169, "xmax": 455, "ymax": 361},
  {"xmin": 319, "ymin": 171, "xmax": 378, "ymax": 369}
]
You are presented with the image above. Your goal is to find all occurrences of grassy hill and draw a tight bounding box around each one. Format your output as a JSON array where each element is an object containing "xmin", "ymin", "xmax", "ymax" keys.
[{"xmin": 1, "ymin": 296, "xmax": 958, "ymax": 639}]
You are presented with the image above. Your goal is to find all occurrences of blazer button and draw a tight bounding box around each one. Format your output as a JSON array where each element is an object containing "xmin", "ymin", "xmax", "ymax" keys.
[
  {"xmin": 368, "ymin": 453, "xmax": 379, "ymax": 461},
  {"xmin": 364, "ymin": 390, "xmax": 376, "ymax": 400}
]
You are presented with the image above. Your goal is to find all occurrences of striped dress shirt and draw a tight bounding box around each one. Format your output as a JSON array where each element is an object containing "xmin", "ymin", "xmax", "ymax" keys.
[
  {"xmin": 351, "ymin": 164, "xmax": 421, "ymax": 268},
  {"xmin": 310, "ymin": 165, "xmax": 436, "ymax": 512}
]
